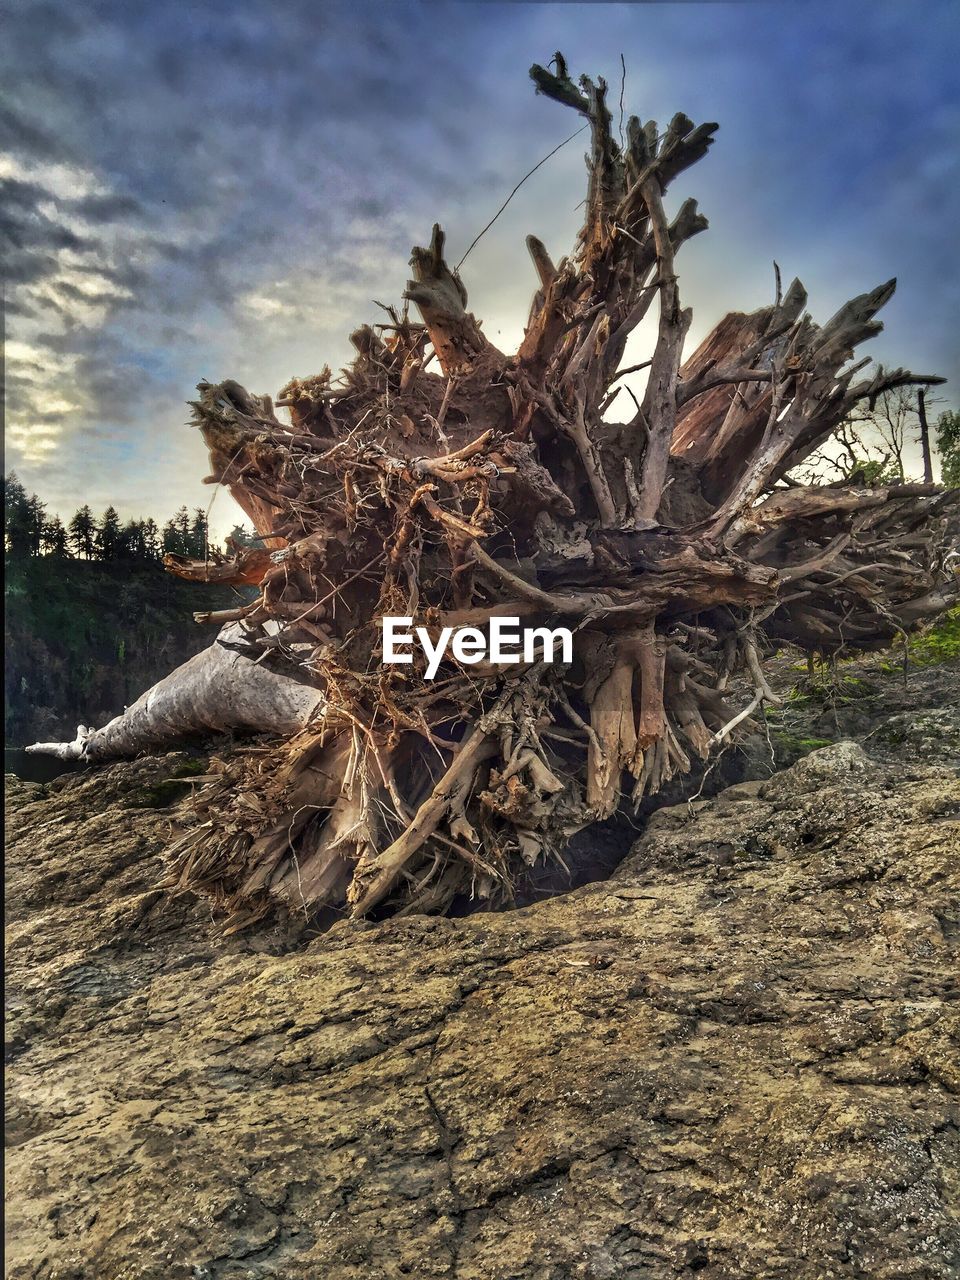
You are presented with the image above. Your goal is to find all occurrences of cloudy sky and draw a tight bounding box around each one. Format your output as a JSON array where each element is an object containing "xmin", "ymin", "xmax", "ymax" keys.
[{"xmin": 3, "ymin": 0, "xmax": 958, "ymax": 539}]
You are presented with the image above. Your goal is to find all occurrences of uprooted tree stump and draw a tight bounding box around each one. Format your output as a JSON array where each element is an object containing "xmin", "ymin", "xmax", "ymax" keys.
[{"xmin": 29, "ymin": 53, "xmax": 958, "ymax": 931}]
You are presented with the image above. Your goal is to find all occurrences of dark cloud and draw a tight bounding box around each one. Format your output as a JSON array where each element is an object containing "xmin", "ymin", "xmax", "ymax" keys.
[
  {"xmin": 67, "ymin": 192, "xmax": 144, "ymax": 223},
  {"xmin": 51, "ymin": 281, "xmax": 136, "ymax": 310},
  {"xmin": 33, "ymin": 327, "xmax": 120, "ymax": 356},
  {"xmin": 70, "ymin": 258, "xmax": 150, "ymax": 290},
  {"xmin": 2, "ymin": 297, "xmax": 37, "ymax": 318},
  {"xmin": 1, "ymin": 177, "xmax": 100, "ymax": 307},
  {"xmin": 0, "ymin": 177, "xmax": 53, "ymax": 212},
  {"xmin": 2, "ymin": 251, "xmax": 60, "ymax": 287},
  {"xmin": 0, "ymin": 104, "xmax": 64, "ymax": 161},
  {"xmin": 3, "ymin": 383, "xmax": 38, "ymax": 417},
  {"xmin": 3, "ymin": 214, "xmax": 91, "ymax": 256}
]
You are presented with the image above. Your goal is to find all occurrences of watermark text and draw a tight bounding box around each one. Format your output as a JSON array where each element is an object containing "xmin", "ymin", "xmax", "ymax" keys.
[{"xmin": 382, "ymin": 616, "xmax": 573, "ymax": 680}]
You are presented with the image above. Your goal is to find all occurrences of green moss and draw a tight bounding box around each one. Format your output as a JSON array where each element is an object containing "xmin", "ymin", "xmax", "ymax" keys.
[
  {"xmin": 171, "ymin": 756, "xmax": 208, "ymax": 778},
  {"xmin": 121, "ymin": 756, "xmax": 209, "ymax": 807},
  {"xmin": 123, "ymin": 778, "xmax": 195, "ymax": 809},
  {"xmin": 783, "ymin": 671, "xmax": 881, "ymax": 711},
  {"xmin": 772, "ymin": 730, "xmax": 833, "ymax": 755},
  {"xmin": 895, "ymin": 607, "xmax": 960, "ymax": 668}
]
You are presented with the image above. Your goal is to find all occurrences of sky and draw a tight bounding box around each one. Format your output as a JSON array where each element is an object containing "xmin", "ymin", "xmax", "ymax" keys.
[{"xmin": 3, "ymin": 0, "xmax": 958, "ymax": 540}]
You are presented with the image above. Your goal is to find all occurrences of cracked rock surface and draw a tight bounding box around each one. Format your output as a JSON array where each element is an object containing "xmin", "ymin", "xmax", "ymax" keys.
[{"xmin": 5, "ymin": 680, "xmax": 960, "ymax": 1279}]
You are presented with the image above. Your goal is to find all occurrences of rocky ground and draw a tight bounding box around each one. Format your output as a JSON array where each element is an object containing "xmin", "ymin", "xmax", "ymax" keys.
[{"xmin": 5, "ymin": 657, "xmax": 960, "ymax": 1279}]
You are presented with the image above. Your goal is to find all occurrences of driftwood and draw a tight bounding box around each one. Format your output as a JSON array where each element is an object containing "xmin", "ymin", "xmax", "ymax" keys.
[
  {"xmin": 27, "ymin": 625, "xmax": 324, "ymax": 761},
  {"xmin": 30, "ymin": 53, "xmax": 958, "ymax": 930}
]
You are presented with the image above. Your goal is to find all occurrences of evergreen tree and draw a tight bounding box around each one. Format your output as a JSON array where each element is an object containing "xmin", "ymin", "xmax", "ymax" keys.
[
  {"xmin": 163, "ymin": 518, "xmax": 183, "ymax": 556},
  {"xmin": 4, "ymin": 473, "xmax": 28, "ymax": 509},
  {"xmin": 189, "ymin": 507, "xmax": 208, "ymax": 558},
  {"xmin": 27, "ymin": 495, "xmax": 46, "ymax": 556},
  {"xmin": 142, "ymin": 518, "xmax": 161, "ymax": 560},
  {"xmin": 42, "ymin": 516, "xmax": 70, "ymax": 557},
  {"xmin": 118, "ymin": 520, "xmax": 143, "ymax": 559},
  {"xmin": 95, "ymin": 506, "xmax": 123, "ymax": 560},
  {"xmin": 227, "ymin": 523, "xmax": 265, "ymax": 550},
  {"xmin": 68, "ymin": 505, "xmax": 97, "ymax": 559},
  {"xmin": 6, "ymin": 478, "xmax": 246, "ymax": 564},
  {"xmin": 175, "ymin": 505, "xmax": 191, "ymax": 548},
  {"xmin": 4, "ymin": 474, "xmax": 32, "ymax": 557},
  {"xmin": 161, "ymin": 506, "xmax": 194, "ymax": 557}
]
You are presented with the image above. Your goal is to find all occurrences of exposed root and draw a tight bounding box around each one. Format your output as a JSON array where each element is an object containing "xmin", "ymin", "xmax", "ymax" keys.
[{"xmin": 28, "ymin": 52, "xmax": 959, "ymax": 928}]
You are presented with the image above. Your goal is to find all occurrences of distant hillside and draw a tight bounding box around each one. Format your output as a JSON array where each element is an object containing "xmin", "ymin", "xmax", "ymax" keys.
[{"xmin": 5, "ymin": 557, "xmax": 249, "ymax": 746}]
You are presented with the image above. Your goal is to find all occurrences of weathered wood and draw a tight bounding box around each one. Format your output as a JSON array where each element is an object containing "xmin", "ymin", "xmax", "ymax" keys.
[
  {"xmin": 27, "ymin": 51, "xmax": 958, "ymax": 929},
  {"xmin": 27, "ymin": 625, "xmax": 324, "ymax": 761},
  {"xmin": 404, "ymin": 224, "xmax": 494, "ymax": 374},
  {"xmin": 164, "ymin": 546, "xmax": 273, "ymax": 586}
]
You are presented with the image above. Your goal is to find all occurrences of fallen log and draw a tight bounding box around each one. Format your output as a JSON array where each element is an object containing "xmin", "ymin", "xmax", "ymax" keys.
[{"xmin": 26, "ymin": 625, "xmax": 324, "ymax": 761}]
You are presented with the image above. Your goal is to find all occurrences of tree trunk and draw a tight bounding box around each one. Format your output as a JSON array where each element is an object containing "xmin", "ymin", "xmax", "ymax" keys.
[{"xmin": 918, "ymin": 388, "xmax": 934, "ymax": 484}]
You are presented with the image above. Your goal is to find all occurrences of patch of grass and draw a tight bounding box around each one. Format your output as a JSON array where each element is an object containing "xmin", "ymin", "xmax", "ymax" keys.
[{"xmin": 779, "ymin": 733, "xmax": 833, "ymax": 752}]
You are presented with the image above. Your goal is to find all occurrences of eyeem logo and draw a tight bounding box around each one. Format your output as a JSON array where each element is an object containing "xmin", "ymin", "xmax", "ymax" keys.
[{"xmin": 382, "ymin": 616, "xmax": 573, "ymax": 680}]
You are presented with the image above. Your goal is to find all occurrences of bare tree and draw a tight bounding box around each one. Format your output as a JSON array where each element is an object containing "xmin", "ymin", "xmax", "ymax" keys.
[{"xmin": 841, "ymin": 383, "xmax": 945, "ymax": 484}]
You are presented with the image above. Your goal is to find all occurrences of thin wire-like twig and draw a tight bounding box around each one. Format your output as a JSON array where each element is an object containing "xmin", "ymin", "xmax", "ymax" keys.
[
  {"xmin": 456, "ymin": 125, "xmax": 588, "ymax": 270},
  {"xmin": 618, "ymin": 53, "xmax": 627, "ymax": 148}
]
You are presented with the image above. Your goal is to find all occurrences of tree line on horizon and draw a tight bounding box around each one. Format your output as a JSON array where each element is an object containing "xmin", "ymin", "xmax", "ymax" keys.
[
  {"xmin": 4, "ymin": 474, "xmax": 260, "ymax": 564},
  {"xmin": 5, "ymin": 397, "xmax": 958, "ymax": 564}
]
